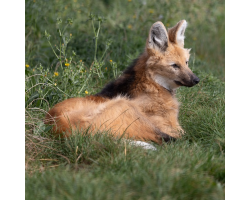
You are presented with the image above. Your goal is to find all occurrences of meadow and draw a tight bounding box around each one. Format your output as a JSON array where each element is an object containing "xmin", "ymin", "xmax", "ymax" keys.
[{"xmin": 25, "ymin": 0, "xmax": 225, "ymax": 199}]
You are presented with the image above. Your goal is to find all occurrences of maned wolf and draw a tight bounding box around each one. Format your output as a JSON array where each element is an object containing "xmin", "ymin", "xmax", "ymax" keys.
[{"xmin": 45, "ymin": 20, "xmax": 200, "ymax": 145}]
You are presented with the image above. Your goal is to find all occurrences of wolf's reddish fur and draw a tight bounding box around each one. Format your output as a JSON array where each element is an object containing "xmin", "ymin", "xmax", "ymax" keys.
[{"xmin": 45, "ymin": 20, "xmax": 199, "ymax": 144}]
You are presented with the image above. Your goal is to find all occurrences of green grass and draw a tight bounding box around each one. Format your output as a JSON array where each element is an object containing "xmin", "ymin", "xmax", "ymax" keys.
[
  {"xmin": 26, "ymin": 141, "xmax": 224, "ymax": 200},
  {"xmin": 25, "ymin": 0, "xmax": 225, "ymax": 199}
]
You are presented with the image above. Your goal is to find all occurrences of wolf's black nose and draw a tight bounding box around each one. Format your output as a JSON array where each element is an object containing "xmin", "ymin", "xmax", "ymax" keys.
[{"xmin": 192, "ymin": 76, "xmax": 200, "ymax": 85}]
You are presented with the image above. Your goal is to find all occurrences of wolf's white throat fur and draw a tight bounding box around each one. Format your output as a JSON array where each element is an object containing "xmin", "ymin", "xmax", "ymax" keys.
[{"xmin": 153, "ymin": 74, "xmax": 178, "ymax": 92}]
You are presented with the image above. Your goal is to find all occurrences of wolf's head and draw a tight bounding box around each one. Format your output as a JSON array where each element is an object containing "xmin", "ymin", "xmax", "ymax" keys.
[{"xmin": 145, "ymin": 20, "xmax": 199, "ymax": 92}]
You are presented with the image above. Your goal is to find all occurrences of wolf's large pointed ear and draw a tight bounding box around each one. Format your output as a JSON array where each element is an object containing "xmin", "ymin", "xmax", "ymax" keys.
[
  {"xmin": 147, "ymin": 21, "xmax": 168, "ymax": 52},
  {"xmin": 168, "ymin": 20, "xmax": 187, "ymax": 47}
]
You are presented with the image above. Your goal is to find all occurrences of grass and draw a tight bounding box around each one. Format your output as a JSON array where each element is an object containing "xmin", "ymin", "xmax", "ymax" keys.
[
  {"xmin": 26, "ymin": 141, "xmax": 224, "ymax": 200},
  {"xmin": 25, "ymin": 0, "xmax": 225, "ymax": 199}
]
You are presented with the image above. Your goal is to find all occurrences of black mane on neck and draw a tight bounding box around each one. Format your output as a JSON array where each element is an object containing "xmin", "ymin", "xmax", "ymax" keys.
[{"xmin": 95, "ymin": 58, "xmax": 139, "ymax": 99}]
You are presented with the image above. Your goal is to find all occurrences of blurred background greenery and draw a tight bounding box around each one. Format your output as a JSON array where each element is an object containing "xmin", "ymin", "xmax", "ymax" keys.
[{"xmin": 25, "ymin": 0, "xmax": 224, "ymax": 80}]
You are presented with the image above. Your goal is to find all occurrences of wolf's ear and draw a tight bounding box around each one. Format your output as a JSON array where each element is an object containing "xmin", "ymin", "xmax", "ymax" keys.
[
  {"xmin": 168, "ymin": 20, "xmax": 187, "ymax": 47},
  {"xmin": 147, "ymin": 21, "xmax": 168, "ymax": 52}
]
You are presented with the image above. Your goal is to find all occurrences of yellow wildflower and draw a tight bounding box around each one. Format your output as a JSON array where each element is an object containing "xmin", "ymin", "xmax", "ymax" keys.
[
  {"xmin": 54, "ymin": 83, "xmax": 57, "ymax": 86},
  {"xmin": 149, "ymin": 9, "xmax": 154, "ymax": 14},
  {"xmin": 127, "ymin": 24, "xmax": 132, "ymax": 29},
  {"xmin": 80, "ymin": 60, "xmax": 82, "ymax": 62},
  {"xmin": 85, "ymin": 90, "xmax": 88, "ymax": 94},
  {"xmin": 193, "ymin": 37, "xmax": 197, "ymax": 41},
  {"xmin": 65, "ymin": 63, "xmax": 70, "ymax": 67},
  {"xmin": 54, "ymin": 72, "xmax": 59, "ymax": 76},
  {"xmin": 105, "ymin": 67, "xmax": 107, "ymax": 70},
  {"xmin": 110, "ymin": 60, "xmax": 113, "ymax": 63},
  {"xmin": 25, "ymin": 64, "xmax": 30, "ymax": 68},
  {"xmin": 133, "ymin": 15, "xmax": 136, "ymax": 19},
  {"xmin": 70, "ymin": 33, "xmax": 72, "ymax": 37},
  {"xmin": 128, "ymin": 0, "xmax": 132, "ymax": 2}
]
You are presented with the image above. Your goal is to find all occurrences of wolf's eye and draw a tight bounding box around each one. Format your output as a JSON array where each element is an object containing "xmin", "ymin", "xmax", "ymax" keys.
[
  {"xmin": 171, "ymin": 64, "xmax": 180, "ymax": 69},
  {"xmin": 186, "ymin": 61, "xmax": 189, "ymax": 65}
]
